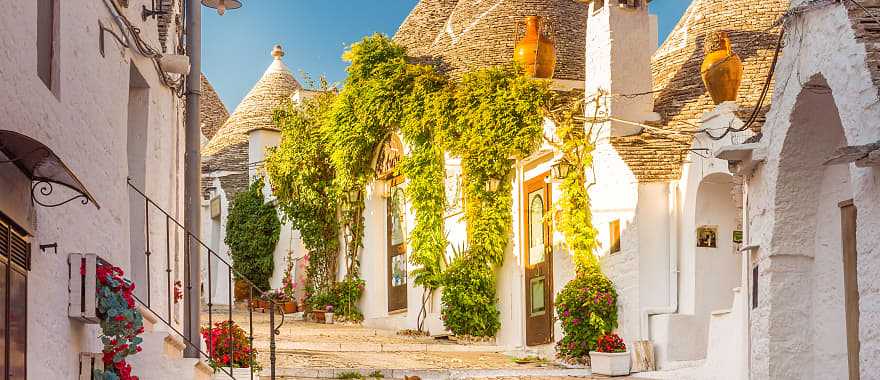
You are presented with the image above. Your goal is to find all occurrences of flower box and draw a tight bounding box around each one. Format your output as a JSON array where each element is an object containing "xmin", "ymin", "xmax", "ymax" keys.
[
  {"xmin": 589, "ymin": 351, "xmax": 631, "ymax": 376},
  {"xmin": 78, "ymin": 352, "xmax": 104, "ymax": 380},
  {"xmin": 212, "ymin": 367, "xmax": 255, "ymax": 380},
  {"xmin": 69, "ymin": 253, "xmax": 101, "ymax": 323}
]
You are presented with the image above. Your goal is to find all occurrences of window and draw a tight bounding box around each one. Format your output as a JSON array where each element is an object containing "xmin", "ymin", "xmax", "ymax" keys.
[
  {"xmin": 37, "ymin": 0, "xmax": 57, "ymax": 91},
  {"xmin": 610, "ymin": 219, "xmax": 621, "ymax": 254},
  {"xmin": 1, "ymin": 213, "xmax": 29, "ymax": 380},
  {"xmin": 618, "ymin": 0, "xmax": 643, "ymax": 8}
]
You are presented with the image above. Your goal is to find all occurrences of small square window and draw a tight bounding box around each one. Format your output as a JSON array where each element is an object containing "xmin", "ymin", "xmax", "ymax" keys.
[{"xmin": 610, "ymin": 219, "xmax": 621, "ymax": 254}]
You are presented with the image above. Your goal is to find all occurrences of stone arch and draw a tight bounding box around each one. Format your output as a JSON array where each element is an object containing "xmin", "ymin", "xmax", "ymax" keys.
[{"xmin": 764, "ymin": 74, "xmax": 854, "ymax": 379}]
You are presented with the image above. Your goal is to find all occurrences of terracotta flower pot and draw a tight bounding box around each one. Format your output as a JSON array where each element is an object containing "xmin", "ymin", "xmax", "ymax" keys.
[
  {"xmin": 701, "ymin": 31, "xmax": 743, "ymax": 105},
  {"xmin": 514, "ymin": 16, "xmax": 557, "ymax": 79},
  {"xmin": 311, "ymin": 310, "xmax": 326, "ymax": 323},
  {"xmin": 283, "ymin": 301, "xmax": 297, "ymax": 314}
]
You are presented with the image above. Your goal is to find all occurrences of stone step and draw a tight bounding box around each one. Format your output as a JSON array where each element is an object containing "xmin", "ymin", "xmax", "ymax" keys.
[{"xmin": 255, "ymin": 341, "xmax": 507, "ymax": 353}]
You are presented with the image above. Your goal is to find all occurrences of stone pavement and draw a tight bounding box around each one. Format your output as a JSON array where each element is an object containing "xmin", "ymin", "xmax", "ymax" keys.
[{"xmin": 204, "ymin": 306, "xmax": 647, "ymax": 380}]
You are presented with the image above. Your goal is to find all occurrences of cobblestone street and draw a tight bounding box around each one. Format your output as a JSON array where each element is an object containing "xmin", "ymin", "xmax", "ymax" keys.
[{"xmin": 200, "ymin": 307, "xmax": 657, "ymax": 379}]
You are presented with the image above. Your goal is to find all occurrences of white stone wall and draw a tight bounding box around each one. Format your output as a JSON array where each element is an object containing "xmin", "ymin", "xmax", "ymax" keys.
[
  {"xmin": 589, "ymin": 134, "xmax": 642, "ymax": 347},
  {"xmin": 0, "ymin": 1, "xmax": 185, "ymax": 378},
  {"xmin": 745, "ymin": 2, "xmax": 880, "ymax": 378}
]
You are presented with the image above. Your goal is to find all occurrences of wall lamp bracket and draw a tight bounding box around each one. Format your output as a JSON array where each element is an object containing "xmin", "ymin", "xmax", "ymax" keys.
[{"xmin": 40, "ymin": 243, "xmax": 58, "ymax": 255}]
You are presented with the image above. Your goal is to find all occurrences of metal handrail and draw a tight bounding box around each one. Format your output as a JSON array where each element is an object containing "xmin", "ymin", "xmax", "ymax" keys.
[{"xmin": 127, "ymin": 179, "xmax": 282, "ymax": 379}]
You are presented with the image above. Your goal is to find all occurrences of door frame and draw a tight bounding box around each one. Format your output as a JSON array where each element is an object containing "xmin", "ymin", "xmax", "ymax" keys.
[
  {"xmin": 522, "ymin": 172, "xmax": 553, "ymax": 346},
  {"xmin": 387, "ymin": 175, "xmax": 407, "ymax": 313}
]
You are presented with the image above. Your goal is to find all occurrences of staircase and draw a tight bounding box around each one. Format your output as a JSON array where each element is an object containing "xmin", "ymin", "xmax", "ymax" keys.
[
  {"xmin": 128, "ymin": 305, "xmax": 215, "ymax": 380},
  {"xmin": 127, "ymin": 179, "xmax": 283, "ymax": 379}
]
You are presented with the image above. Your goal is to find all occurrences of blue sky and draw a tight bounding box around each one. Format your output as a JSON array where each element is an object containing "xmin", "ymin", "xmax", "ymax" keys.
[{"xmin": 202, "ymin": 1, "xmax": 691, "ymax": 111}]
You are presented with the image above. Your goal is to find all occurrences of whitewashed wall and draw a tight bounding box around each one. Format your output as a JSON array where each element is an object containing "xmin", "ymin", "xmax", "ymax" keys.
[
  {"xmin": 0, "ymin": 1, "xmax": 185, "ymax": 378},
  {"xmin": 745, "ymin": 2, "xmax": 880, "ymax": 378}
]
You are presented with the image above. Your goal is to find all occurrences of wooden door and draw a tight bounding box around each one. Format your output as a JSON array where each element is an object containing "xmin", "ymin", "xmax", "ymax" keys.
[
  {"xmin": 387, "ymin": 180, "xmax": 407, "ymax": 312},
  {"xmin": 524, "ymin": 174, "xmax": 553, "ymax": 346},
  {"xmin": 840, "ymin": 200, "xmax": 859, "ymax": 380}
]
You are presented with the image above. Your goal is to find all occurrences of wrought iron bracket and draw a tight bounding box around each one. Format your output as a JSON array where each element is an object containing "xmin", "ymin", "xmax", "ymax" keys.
[{"xmin": 31, "ymin": 180, "xmax": 92, "ymax": 208}]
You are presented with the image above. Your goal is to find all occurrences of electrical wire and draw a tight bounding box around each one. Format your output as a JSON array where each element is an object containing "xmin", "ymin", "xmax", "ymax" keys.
[{"xmin": 101, "ymin": 0, "xmax": 185, "ymax": 96}]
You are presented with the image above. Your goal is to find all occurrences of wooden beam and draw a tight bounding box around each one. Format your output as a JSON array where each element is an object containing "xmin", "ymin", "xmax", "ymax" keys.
[{"xmin": 823, "ymin": 142, "xmax": 880, "ymax": 166}]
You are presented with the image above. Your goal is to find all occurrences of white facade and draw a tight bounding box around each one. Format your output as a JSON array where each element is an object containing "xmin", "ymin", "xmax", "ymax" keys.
[
  {"xmin": 736, "ymin": 2, "xmax": 880, "ymax": 378},
  {"xmin": 0, "ymin": 0, "xmax": 202, "ymax": 379}
]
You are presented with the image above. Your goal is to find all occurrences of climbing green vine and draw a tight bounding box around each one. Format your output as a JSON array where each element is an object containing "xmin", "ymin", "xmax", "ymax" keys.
[
  {"xmin": 225, "ymin": 178, "xmax": 281, "ymax": 291},
  {"xmin": 265, "ymin": 91, "xmax": 339, "ymax": 294},
  {"xmin": 544, "ymin": 91, "xmax": 600, "ymax": 270}
]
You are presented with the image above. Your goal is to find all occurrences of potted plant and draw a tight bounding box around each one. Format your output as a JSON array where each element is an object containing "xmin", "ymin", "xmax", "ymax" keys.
[
  {"xmin": 589, "ymin": 333, "xmax": 631, "ymax": 376},
  {"xmin": 201, "ymin": 320, "xmax": 261, "ymax": 379},
  {"xmin": 324, "ymin": 305, "xmax": 334, "ymax": 324},
  {"xmin": 281, "ymin": 256, "xmax": 298, "ymax": 314}
]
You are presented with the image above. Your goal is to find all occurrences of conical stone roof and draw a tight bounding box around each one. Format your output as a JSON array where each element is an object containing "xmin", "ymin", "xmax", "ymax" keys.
[
  {"xmin": 202, "ymin": 45, "xmax": 301, "ymax": 196},
  {"xmin": 200, "ymin": 73, "xmax": 229, "ymax": 140},
  {"xmin": 393, "ymin": 0, "xmax": 587, "ymax": 81},
  {"xmin": 612, "ymin": 0, "xmax": 789, "ymax": 182}
]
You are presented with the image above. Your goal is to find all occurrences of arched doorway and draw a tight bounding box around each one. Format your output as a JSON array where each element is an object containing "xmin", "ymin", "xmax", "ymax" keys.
[
  {"xmin": 375, "ymin": 134, "xmax": 407, "ymax": 313},
  {"xmin": 694, "ymin": 172, "xmax": 741, "ymax": 321},
  {"xmin": 766, "ymin": 74, "xmax": 857, "ymax": 379}
]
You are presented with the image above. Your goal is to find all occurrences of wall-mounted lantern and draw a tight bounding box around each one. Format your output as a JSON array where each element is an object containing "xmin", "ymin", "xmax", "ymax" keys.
[
  {"xmin": 551, "ymin": 160, "xmax": 572, "ymax": 180},
  {"xmin": 486, "ymin": 178, "xmax": 502, "ymax": 192},
  {"xmin": 347, "ymin": 188, "xmax": 361, "ymax": 203},
  {"xmin": 201, "ymin": 0, "xmax": 242, "ymax": 16}
]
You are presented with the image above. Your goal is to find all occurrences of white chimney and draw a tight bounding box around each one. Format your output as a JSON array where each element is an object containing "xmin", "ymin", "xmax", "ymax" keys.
[{"xmin": 583, "ymin": 0, "xmax": 659, "ymax": 137}]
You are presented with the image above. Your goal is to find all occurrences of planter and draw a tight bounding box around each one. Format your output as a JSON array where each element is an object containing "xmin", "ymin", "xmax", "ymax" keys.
[
  {"xmin": 325, "ymin": 312, "xmax": 334, "ymax": 324},
  {"xmin": 78, "ymin": 352, "xmax": 103, "ymax": 379},
  {"xmin": 212, "ymin": 367, "xmax": 255, "ymax": 380},
  {"xmin": 311, "ymin": 310, "xmax": 326, "ymax": 323},
  {"xmin": 69, "ymin": 253, "xmax": 102, "ymax": 323},
  {"xmin": 589, "ymin": 351, "xmax": 631, "ymax": 377},
  {"xmin": 283, "ymin": 301, "xmax": 297, "ymax": 314}
]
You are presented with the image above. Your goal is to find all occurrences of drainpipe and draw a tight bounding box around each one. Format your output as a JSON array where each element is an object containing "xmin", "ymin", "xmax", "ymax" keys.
[
  {"xmin": 640, "ymin": 182, "xmax": 680, "ymax": 341},
  {"xmin": 183, "ymin": 0, "xmax": 202, "ymax": 358},
  {"xmin": 741, "ymin": 175, "xmax": 751, "ymax": 379}
]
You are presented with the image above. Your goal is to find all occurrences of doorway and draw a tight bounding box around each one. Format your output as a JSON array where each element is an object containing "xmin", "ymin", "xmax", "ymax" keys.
[
  {"xmin": 387, "ymin": 177, "xmax": 407, "ymax": 312},
  {"xmin": 524, "ymin": 173, "xmax": 552, "ymax": 346}
]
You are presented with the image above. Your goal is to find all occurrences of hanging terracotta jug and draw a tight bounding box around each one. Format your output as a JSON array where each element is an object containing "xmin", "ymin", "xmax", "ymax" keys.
[
  {"xmin": 700, "ymin": 31, "xmax": 743, "ymax": 104},
  {"xmin": 514, "ymin": 16, "xmax": 557, "ymax": 79}
]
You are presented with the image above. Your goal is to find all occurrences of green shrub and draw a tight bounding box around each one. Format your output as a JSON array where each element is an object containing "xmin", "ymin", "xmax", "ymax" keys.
[
  {"xmin": 440, "ymin": 255, "xmax": 500, "ymax": 337},
  {"xmin": 225, "ymin": 178, "xmax": 280, "ymax": 291},
  {"xmin": 554, "ymin": 266, "xmax": 618, "ymax": 358},
  {"xmin": 307, "ymin": 277, "xmax": 365, "ymax": 322}
]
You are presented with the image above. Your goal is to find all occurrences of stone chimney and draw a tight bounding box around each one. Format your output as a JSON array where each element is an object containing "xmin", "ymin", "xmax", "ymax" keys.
[{"xmin": 583, "ymin": 0, "xmax": 659, "ymax": 136}]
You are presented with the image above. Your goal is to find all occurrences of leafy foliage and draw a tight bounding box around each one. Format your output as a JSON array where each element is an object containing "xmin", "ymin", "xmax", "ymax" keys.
[
  {"xmin": 440, "ymin": 254, "xmax": 501, "ymax": 337},
  {"xmin": 307, "ymin": 277, "xmax": 366, "ymax": 322},
  {"xmin": 265, "ymin": 92, "xmax": 339, "ymax": 293},
  {"xmin": 201, "ymin": 320, "xmax": 260, "ymax": 369},
  {"xmin": 92, "ymin": 261, "xmax": 144, "ymax": 380},
  {"xmin": 544, "ymin": 91, "xmax": 600, "ymax": 269},
  {"xmin": 554, "ymin": 267, "xmax": 618, "ymax": 359},
  {"xmin": 225, "ymin": 178, "xmax": 281, "ymax": 291},
  {"xmin": 596, "ymin": 333, "xmax": 627, "ymax": 353},
  {"xmin": 441, "ymin": 65, "xmax": 550, "ymax": 266}
]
